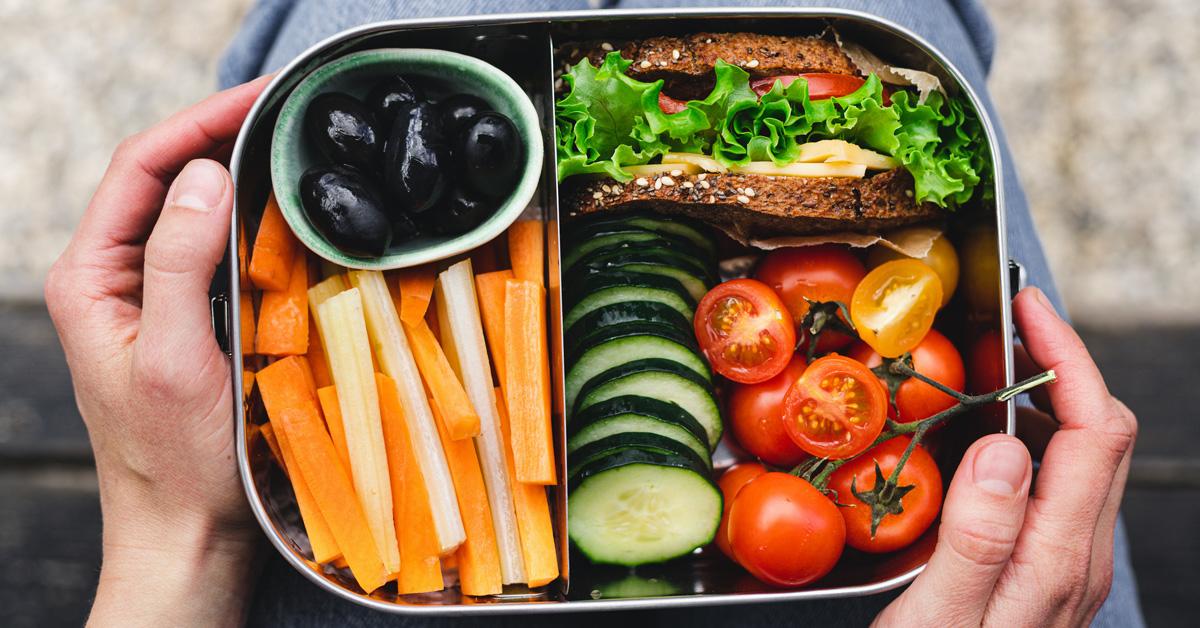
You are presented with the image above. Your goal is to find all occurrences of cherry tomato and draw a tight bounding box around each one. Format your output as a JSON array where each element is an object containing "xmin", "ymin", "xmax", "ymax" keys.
[
  {"xmin": 750, "ymin": 73, "xmax": 866, "ymax": 100},
  {"xmin": 694, "ymin": 279, "xmax": 796, "ymax": 384},
  {"xmin": 782, "ymin": 354, "xmax": 887, "ymax": 459},
  {"xmin": 715, "ymin": 462, "xmax": 768, "ymax": 561},
  {"xmin": 727, "ymin": 472, "xmax": 845, "ymax": 587},
  {"xmin": 658, "ymin": 92, "xmax": 688, "ymax": 114},
  {"xmin": 867, "ymin": 230, "xmax": 959, "ymax": 307},
  {"xmin": 729, "ymin": 355, "xmax": 810, "ymax": 466},
  {"xmin": 847, "ymin": 329, "xmax": 965, "ymax": 423},
  {"xmin": 828, "ymin": 436, "xmax": 943, "ymax": 553},
  {"xmin": 961, "ymin": 225, "xmax": 1001, "ymax": 319},
  {"xmin": 968, "ymin": 330, "xmax": 1007, "ymax": 423},
  {"xmin": 754, "ymin": 246, "xmax": 866, "ymax": 353},
  {"xmin": 850, "ymin": 259, "xmax": 943, "ymax": 358}
]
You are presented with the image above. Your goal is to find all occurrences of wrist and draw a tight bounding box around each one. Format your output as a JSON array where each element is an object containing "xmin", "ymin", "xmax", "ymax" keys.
[{"xmin": 89, "ymin": 465, "xmax": 261, "ymax": 627}]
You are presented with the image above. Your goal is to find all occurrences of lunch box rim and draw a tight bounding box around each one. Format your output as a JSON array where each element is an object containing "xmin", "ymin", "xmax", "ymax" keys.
[{"xmin": 226, "ymin": 6, "xmax": 1017, "ymax": 616}]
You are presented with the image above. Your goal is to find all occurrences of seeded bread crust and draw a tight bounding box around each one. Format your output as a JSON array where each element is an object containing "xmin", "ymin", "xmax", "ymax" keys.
[
  {"xmin": 562, "ymin": 169, "xmax": 941, "ymax": 239},
  {"xmin": 562, "ymin": 33, "xmax": 859, "ymax": 99}
]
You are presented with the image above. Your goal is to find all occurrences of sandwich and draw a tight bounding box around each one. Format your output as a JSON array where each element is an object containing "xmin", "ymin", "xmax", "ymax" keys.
[{"xmin": 555, "ymin": 33, "xmax": 991, "ymax": 238}]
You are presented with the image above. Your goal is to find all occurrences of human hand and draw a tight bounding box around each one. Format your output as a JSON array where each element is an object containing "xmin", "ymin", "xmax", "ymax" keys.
[
  {"xmin": 874, "ymin": 287, "xmax": 1136, "ymax": 627},
  {"xmin": 45, "ymin": 75, "xmax": 271, "ymax": 627}
]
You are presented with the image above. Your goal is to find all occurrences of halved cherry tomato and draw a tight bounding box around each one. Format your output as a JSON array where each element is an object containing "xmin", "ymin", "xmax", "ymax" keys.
[
  {"xmin": 658, "ymin": 92, "xmax": 688, "ymax": 114},
  {"xmin": 754, "ymin": 245, "xmax": 866, "ymax": 353},
  {"xmin": 727, "ymin": 472, "xmax": 845, "ymax": 587},
  {"xmin": 828, "ymin": 436, "xmax": 943, "ymax": 553},
  {"xmin": 782, "ymin": 354, "xmax": 887, "ymax": 459},
  {"xmin": 847, "ymin": 329, "xmax": 965, "ymax": 423},
  {"xmin": 715, "ymin": 462, "xmax": 768, "ymax": 561},
  {"xmin": 729, "ymin": 355, "xmax": 810, "ymax": 466},
  {"xmin": 750, "ymin": 73, "xmax": 865, "ymax": 100},
  {"xmin": 694, "ymin": 279, "xmax": 796, "ymax": 384},
  {"xmin": 867, "ymin": 230, "xmax": 960, "ymax": 307},
  {"xmin": 850, "ymin": 259, "xmax": 943, "ymax": 358}
]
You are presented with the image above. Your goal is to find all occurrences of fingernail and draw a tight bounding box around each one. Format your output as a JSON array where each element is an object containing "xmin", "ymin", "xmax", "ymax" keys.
[
  {"xmin": 973, "ymin": 439, "xmax": 1028, "ymax": 496},
  {"xmin": 1031, "ymin": 287, "xmax": 1061, "ymax": 320},
  {"xmin": 169, "ymin": 160, "xmax": 226, "ymax": 212}
]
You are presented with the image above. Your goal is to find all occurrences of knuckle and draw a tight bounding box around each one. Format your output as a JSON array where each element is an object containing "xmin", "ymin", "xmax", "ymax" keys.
[
  {"xmin": 43, "ymin": 258, "xmax": 75, "ymax": 320},
  {"xmin": 112, "ymin": 132, "xmax": 146, "ymax": 163},
  {"xmin": 945, "ymin": 519, "xmax": 1018, "ymax": 568},
  {"xmin": 131, "ymin": 343, "xmax": 191, "ymax": 399},
  {"xmin": 144, "ymin": 229, "xmax": 203, "ymax": 278}
]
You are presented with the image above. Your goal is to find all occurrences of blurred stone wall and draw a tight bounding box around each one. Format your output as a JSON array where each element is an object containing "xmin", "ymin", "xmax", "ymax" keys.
[{"xmin": 1, "ymin": 0, "xmax": 1197, "ymax": 324}]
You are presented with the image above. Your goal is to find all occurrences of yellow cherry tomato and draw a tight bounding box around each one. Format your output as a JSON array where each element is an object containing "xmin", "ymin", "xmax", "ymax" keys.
[
  {"xmin": 867, "ymin": 230, "xmax": 959, "ymax": 307},
  {"xmin": 960, "ymin": 225, "xmax": 1001, "ymax": 318},
  {"xmin": 850, "ymin": 259, "xmax": 943, "ymax": 358}
]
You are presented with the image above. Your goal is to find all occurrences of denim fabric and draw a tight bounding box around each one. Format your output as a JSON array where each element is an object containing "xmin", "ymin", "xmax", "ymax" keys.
[{"xmin": 220, "ymin": 3, "xmax": 1143, "ymax": 626}]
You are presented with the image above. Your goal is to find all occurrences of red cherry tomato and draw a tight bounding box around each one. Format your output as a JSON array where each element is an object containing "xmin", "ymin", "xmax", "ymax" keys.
[
  {"xmin": 727, "ymin": 472, "xmax": 846, "ymax": 587},
  {"xmin": 715, "ymin": 462, "xmax": 768, "ymax": 561},
  {"xmin": 694, "ymin": 279, "xmax": 796, "ymax": 384},
  {"xmin": 782, "ymin": 354, "xmax": 887, "ymax": 459},
  {"xmin": 754, "ymin": 246, "xmax": 866, "ymax": 353},
  {"xmin": 729, "ymin": 355, "xmax": 810, "ymax": 466},
  {"xmin": 828, "ymin": 436, "xmax": 943, "ymax": 553},
  {"xmin": 968, "ymin": 329, "xmax": 1007, "ymax": 423},
  {"xmin": 750, "ymin": 73, "xmax": 866, "ymax": 100},
  {"xmin": 848, "ymin": 329, "xmax": 966, "ymax": 423}
]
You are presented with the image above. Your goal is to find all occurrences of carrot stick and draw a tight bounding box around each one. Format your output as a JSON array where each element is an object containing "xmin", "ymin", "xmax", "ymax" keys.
[
  {"xmin": 431, "ymin": 399, "xmax": 502, "ymax": 596},
  {"xmin": 238, "ymin": 219, "xmax": 250, "ymax": 286},
  {"xmin": 307, "ymin": 316, "xmax": 333, "ymax": 388},
  {"xmin": 503, "ymin": 279, "xmax": 555, "ymax": 484},
  {"xmin": 248, "ymin": 194, "xmax": 298, "ymax": 291},
  {"xmin": 394, "ymin": 265, "xmax": 438, "ymax": 327},
  {"xmin": 470, "ymin": 236, "xmax": 502, "ymax": 275},
  {"xmin": 507, "ymin": 221, "xmax": 544, "ymax": 288},
  {"xmin": 258, "ymin": 357, "xmax": 385, "ymax": 589},
  {"xmin": 406, "ymin": 320, "xmax": 480, "ymax": 440},
  {"xmin": 239, "ymin": 291, "xmax": 256, "ymax": 356},
  {"xmin": 495, "ymin": 388, "xmax": 558, "ymax": 587},
  {"xmin": 272, "ymin": 416, "xmax": 343, "ymax": 564},
  {"xmin": 377, "ymin": 373, "xmax": 445, "ymax": 594},
  {"xmin": 259, "ymin": 422, "xmax": 284, "ymax": 473},
  {"xmin": 474, "ymin": 270, "xmax": 513, "ymax": 384},
  {"xmin": 243, "ymin": 369, "xmax": 256, "ymax": 401},
  {"xmin": 316, "ymin": 386, "xmax": 352, "ymax": 472},
  {"xmin": 256, "ymin": 252, "xmax": 309, "ymax": 356}
]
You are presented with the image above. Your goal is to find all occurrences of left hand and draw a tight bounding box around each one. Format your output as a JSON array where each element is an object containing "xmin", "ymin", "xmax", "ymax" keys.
[{"xmin": 46, "ymin": 75, "xmax": 272, "ymax": 627}]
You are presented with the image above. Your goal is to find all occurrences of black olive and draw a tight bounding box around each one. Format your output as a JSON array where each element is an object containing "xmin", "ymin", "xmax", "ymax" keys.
[
  {"xmin": 299, "ymin": 164, "xmax": 392, "ymax": 257},
  {"xmin": 383, "ymin": 101, "xmax": 449, "ymax": 214},
  {"xmin": 390, "ymin": 211, "xmax": 422, "ymax": 242},
  {"xmin": 304, "ymin": 93, "xmax": 381, "ymax": 172},
  {"xmin": 367, "ymin": 76, "xmax": 423, "ymax": 129},
  {"xmin": 436, "ymin": 187, "xmax": 494, "ymax": 236},
  {"xmin": 456, "ymin": 112, "xmax": 522, "ymax": 201},
  {"xmin": 438, "ymin": 94, "xmax": 491, "ymax": 140}
]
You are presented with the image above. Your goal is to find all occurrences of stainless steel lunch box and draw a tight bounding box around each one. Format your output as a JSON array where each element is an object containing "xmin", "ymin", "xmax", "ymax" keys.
[{"xmin": 219, "ymin": 7, "xmax": 1018, "ymax": 615}]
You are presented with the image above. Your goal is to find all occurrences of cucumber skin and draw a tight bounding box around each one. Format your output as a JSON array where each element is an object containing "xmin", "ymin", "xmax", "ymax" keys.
[
  {"xmin": 568, "ymin": 395, "xmax": 711, "ymax": 452},
  {"xmin": 567, "ymin": 432, "xmax": 712, "ymax": 479}
]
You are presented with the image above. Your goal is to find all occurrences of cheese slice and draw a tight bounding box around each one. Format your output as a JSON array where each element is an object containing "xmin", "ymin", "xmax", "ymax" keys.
[
  {"xmin": 622, "ymin": 162, "xmax": 703, "ymax": 177},
  {"xmin": 661, "ymin": 152, "xmax": 729, "ymax": 173},
  {"xmin": 731, "ymin": 161, "xmax": 867, "ymax": 178},
  {"xmin": 797, "ymin": 140, "xmax": 898, "ymax": 170}
]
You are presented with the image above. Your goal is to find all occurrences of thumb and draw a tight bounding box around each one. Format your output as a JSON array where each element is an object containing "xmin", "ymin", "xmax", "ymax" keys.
[
  {"xmin": 875, "ymin": 435, "xmax": 1032, "ymax": 627},
  {"xmin": 135, "ymin": 159, "xmax": 233, "ymax": 366}
]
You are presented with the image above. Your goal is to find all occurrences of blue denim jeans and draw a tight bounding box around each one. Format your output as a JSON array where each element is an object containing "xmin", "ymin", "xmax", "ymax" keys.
[{"xmin": 221, "ymin": 2, "xmax": 1144, "ymax": 625}]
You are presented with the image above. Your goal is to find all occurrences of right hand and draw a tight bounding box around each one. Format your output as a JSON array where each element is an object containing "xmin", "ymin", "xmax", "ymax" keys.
[{"xmin": 874, "ymin": 287, "xmax": 1137, "ymax": 626}]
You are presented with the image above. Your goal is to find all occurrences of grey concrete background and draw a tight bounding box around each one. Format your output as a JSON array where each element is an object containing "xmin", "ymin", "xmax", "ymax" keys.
[{"xmin": 1, "ymin": 2, "xmax": 1197, "ymax": 627}]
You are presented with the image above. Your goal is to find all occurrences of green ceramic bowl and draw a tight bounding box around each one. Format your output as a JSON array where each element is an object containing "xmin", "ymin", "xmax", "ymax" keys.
[{"xmin": 271, "ymin": 48, "xmax": 542, "ymax": 270}]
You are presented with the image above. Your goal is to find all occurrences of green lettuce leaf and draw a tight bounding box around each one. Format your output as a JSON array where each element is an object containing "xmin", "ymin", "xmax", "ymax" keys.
[{"xmin": 554, "ymin": 53, "xmax": 992, "ymax": 207}]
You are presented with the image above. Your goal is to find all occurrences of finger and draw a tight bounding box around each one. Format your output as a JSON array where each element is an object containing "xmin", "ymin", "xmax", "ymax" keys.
[
  {"xmin": 1086, "ymin": 398, "xmax": 1137, "ymax": 615},
  {"xmin": 134, "ymin": 159, "xmax": 234, "ymax": 369},
  {"xmin": 1012, "ymin": 342, "xmax": 1052, "ymax": 412},
  {"xmin": 72, "ymin": 74, "xmax": 271, "ymax": 259},
  {"xmin": 874, "ymin": 435, "xmax": 1031, "ymax": 627}
]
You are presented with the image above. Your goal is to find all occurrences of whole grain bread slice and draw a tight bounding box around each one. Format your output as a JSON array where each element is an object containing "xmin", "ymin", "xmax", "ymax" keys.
[
  {"xmin": 562, "ymin": 33, "xmax": 859, "ymax": 99},
  {"xmin": 561, "ymin": 168, "xmax": 942, "ymax": 240}
]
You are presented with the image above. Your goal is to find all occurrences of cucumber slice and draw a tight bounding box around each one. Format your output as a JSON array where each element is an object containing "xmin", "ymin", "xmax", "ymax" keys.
[
  {"xmin": 565, "ymin": 301, "xmax": 694, "ymax": 351},
  {"xmin": 563, "ymin": 272, "xmax": 695, "ymax": 333},
  {"xmin": 566, "ymin": 213, "xmax": 717, "ymax": 257},
  {"xmin": 568, "ymin": 449, "xmax": 722, "ymax": 566},
  {"xmin": 582, "ymin": 257, "xmax": 711, "ymax": 302},
  {"xmin": 567, "ymin": 432, "xmax": 710, "ymax": 478},
  {"xmin": 575, "ymin": 358, "xmax": 722, "ymax": 449},
  {"xmin": 578, "ymin": 243, "xmax": 715, "ymax": 280},
  {"xmin": 566, "ymin": 329, "xmax": 709, "ymax": 413},
  {"xmin": 568, "ymin": 396, "xmax": 711, "ymax": 461},
  {"xmin": 563, "ymin": 228, "xmax": 708, "ymax": 272}
]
